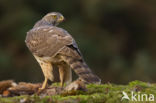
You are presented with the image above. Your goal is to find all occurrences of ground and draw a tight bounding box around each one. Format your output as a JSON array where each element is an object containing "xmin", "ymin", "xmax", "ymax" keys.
[{"xmin": 0, "ymin": 80, "xmax": 156, "ymax": 103}]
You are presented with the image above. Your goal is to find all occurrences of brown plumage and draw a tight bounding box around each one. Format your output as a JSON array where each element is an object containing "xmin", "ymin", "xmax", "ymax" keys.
[{"xmin": 25, "ymin": 12, "xmax": 101, "ymax": 90}]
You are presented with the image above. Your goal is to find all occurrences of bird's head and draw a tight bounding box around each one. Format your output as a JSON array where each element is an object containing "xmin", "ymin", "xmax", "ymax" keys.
[{"xmin": 42, "ymin": 12, "xmax": 65, "ymax": 26}]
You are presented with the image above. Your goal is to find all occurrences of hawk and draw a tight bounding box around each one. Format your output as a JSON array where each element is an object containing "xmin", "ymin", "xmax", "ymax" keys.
[{"xmin": 25, "ymin": 12, "xmax": 101, "ymax": 90}]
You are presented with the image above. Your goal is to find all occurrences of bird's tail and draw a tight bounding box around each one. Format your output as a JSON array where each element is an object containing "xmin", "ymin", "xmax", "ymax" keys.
[{"xmin": 62, "ymin": 56, "xmax": 101, "ymax": 84}]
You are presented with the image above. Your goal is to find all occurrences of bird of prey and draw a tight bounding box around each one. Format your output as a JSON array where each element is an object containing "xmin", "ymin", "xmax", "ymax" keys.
[{"xmin": 25, "ymin": 12, "xmax": 101, "ymax": 90}]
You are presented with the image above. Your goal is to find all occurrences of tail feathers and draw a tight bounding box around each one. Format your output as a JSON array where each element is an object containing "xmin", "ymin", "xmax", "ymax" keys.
[{"xmin": 63, "ymin": 56, "xmax": 101, "ymax": 84}]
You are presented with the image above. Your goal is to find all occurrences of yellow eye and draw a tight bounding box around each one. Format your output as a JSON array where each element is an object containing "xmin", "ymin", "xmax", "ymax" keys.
[{"xmin": 52, "ymin": 15, "xmax": 57, "ymax": 19}]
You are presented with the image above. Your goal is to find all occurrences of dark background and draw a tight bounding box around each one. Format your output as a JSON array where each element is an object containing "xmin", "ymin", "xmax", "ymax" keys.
[{"xmin": 0, "ymin": 0, "xmax": 156, "ymax": 84}]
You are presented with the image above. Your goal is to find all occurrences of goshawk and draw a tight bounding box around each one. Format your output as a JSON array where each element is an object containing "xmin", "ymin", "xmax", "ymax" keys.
[{"xmin": 25, "ymin": 12, "xmax": 101, "ymax": 90}]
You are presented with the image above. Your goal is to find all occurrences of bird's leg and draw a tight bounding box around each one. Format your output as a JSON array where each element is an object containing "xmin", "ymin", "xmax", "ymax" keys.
[
  {"xmin": 58, "ymin": 63, "xmax": 72, "ymax": 87},
  {"xmin": 58, "ymin": 66, "xmax": 65, "ymax": 87},
  {"xmin": 63, "ymin": 65, "xmax": 72, "ymax": 85},
  {"xmin": 37, "ymin": 78, "xmax": 48, "ymax": 94},
  {"xmin": 34, "ymin": 56, "xmax": 53, "ymax": 91},
  {"xmin": 38, "ymin": 61, "xmax": 53, "ymax": 90},
  {"xmin": 40, "ymin": 77, "xmax": 48, "ymax": 90}
]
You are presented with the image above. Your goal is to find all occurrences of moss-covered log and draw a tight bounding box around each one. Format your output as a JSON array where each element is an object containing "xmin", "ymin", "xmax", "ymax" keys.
[{"xmin": 0, "ymin": 80, "xmax": 156, "ymax": 103}]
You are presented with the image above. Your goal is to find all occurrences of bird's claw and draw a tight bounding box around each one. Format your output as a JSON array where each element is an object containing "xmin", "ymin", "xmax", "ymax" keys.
[{"xmin": 36, "ymin": 87, "xmax": 45, "ymax": 94}]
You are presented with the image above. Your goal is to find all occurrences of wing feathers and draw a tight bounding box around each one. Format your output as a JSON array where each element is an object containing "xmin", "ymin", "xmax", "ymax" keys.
[{"xmin": 25, "ymin": 26, "xmax": 73, "ymax": 57}]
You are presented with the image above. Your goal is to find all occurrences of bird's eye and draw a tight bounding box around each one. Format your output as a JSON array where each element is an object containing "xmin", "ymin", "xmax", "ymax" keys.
[{"xmin": 52, "ymin": 15, "xmax": 57, "ymax": 19}]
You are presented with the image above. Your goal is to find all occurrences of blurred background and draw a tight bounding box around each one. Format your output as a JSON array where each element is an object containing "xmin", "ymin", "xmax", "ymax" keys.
[{"xmin": 0, "ymin": 0, "xmax": 156, "ymax": 84}]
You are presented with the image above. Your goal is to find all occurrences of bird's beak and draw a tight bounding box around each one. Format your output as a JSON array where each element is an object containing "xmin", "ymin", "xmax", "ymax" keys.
[{"xmin": 58, "ymin": 16, "xmax": 65, "ymax": 22}]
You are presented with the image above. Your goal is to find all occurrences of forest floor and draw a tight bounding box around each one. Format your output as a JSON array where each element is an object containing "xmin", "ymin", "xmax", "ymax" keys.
[{"xmin": 0, "ymin": 80, "xmax": 156, "ymax": 103}]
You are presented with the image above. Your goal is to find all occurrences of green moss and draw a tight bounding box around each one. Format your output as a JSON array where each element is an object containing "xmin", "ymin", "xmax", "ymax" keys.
[
  {"xmin": 0, "ymin": 80, "xmax": 156, "ymax": 103},
  {"xmin": 129, "ymin": 80, "xmax": 149, "ymax": 88}
]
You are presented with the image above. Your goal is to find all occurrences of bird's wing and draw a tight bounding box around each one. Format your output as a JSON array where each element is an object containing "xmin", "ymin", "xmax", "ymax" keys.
[
  {"xmin": 25, "ymin": 26, "xmax": 74, "ymax": 57},
  {"xmin": 59, "ymin": 41, "xmax": 83, "ymax": 59}
]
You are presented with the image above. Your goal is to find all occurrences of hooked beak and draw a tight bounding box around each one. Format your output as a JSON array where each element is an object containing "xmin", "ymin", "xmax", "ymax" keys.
[{"xmin": 58, "ymin": 16, "xmax": 65, "ymax": 22}]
